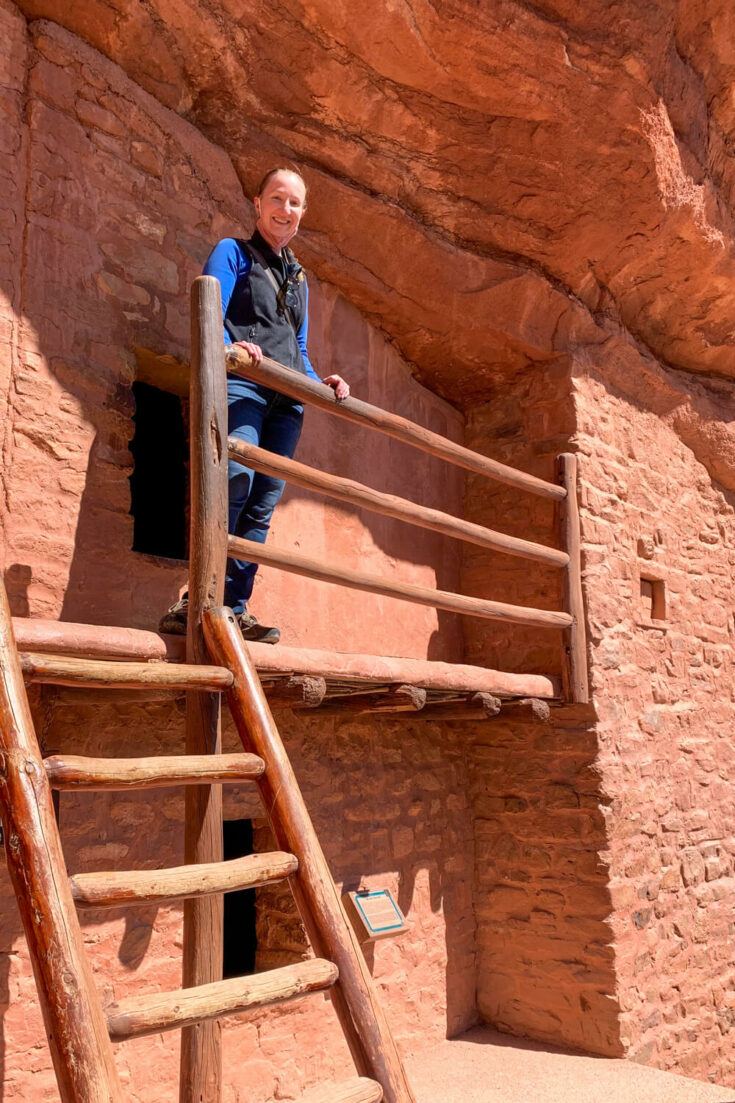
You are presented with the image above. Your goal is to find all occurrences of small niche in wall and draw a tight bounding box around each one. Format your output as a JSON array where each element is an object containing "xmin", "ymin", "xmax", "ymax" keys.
[
  {"xmin": 222, "ymin": 818, "xmax": 257, "ymax": 978},
  {"xmin": 640, "ymin": 576, "xmax": 666, "ymax": 624},
  {"xmin": 129, "ymin": 381, "xmax": 188, "ymax": 560}
]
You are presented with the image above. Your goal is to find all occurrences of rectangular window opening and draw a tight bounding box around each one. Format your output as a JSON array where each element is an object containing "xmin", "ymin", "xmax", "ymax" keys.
[
  {"xmin": 129, "ymin": 380, "xmax": 188, "ymax": 560},
  {"xmin": 640, "ymin": 576, "xmax": 666, "ymax": 622},
  {"xmin": 223, "ymin": 818, "xmax": 257, "ymax": 979}
]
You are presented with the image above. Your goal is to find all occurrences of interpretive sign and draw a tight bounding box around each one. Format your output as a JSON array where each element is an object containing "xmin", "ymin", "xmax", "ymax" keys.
[{"xmin": 344, "ymin": 889, "xmax": 407, "ymax": 941}]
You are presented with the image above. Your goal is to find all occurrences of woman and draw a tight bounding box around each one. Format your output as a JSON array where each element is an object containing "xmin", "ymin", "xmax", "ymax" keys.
[{"xmin": 161, "ymin": 167, "xmax": 349, "ymax": 642}]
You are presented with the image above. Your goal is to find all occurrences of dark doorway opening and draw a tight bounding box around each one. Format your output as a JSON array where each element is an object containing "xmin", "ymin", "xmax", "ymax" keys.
[
  {"xmin": 223, "ymin": 818, "xmax": 257, "ymax": 978},
  {"xmin": 129, "ymin": 381, "xmax": 188, "ymax": 559}
]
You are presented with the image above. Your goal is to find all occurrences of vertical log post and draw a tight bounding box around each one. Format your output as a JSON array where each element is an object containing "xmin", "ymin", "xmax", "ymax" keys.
[
  {"xmin": 557, "ymin": 453, "xmax": 589, "ymax": 704},
  {"xmin": 180, "ymin": 276, "xmax": 228, "ymax": 1103},
  {"xmin": 0, "ymin": 581, "xmax": 124, "ymax": 1102}
]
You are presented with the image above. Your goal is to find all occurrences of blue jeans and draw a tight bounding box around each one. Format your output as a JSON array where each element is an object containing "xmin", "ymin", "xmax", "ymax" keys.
[{"xmin": 225, "ymin": 379, "xmax": 303, "ymax": 614}]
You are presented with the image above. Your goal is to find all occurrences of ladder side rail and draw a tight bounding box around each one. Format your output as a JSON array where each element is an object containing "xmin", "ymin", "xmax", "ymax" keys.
[
  {"xmin": 557, "ymin": 453, "xmax": 590, "ymax": 704},
  {"xmin": 226, "ymin": 348, "xmax": 565, "ymax": 502},
  {"xmin": 228, "ymin": 534, "xmax": 572, "ymax": 631},
  {"xmin": 0, "ymin": 583, "xmax": 124, "ymax": 1102},
  {"xmin": 227, "ymin": 438, "xmax": 569, "ymax": 569},
  {"xmin": 203, "ymin": 606, "xmax": 417, "ymax": 1103},
  {"xmin": 181, "ymin": 275, "xmax": 229, "ymax": 1103}
]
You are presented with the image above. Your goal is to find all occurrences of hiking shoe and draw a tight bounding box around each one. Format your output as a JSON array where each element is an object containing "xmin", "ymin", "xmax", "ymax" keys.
[
  {"xmin": 237, "ymin": 612, "xmax": 280, "ymax": 645},
  {"xmin": 159, "ymin": 596, "xmax": 188, "ymax": 635}
]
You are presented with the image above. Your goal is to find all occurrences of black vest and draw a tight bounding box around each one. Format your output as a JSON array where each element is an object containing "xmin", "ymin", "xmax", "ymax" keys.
[{"xmin": 224, "ymin": 234, "xmax": 308, "ymax": 376}]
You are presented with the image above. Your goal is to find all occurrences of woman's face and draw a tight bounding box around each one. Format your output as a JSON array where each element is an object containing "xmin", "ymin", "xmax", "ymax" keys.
[{"xmin": 255, "ymin": 171, "xmax": 307, "ymax": 251}]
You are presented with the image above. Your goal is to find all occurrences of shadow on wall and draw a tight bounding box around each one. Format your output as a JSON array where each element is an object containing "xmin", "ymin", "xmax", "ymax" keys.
[{"xmin": 254, "ymin": 709, "xmax": 478, "ymax": 1042}]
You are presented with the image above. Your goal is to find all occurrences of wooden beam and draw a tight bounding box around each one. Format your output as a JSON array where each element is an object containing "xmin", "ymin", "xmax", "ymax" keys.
[
  {"xmin": 44, "ymin": 752, "xmax": 264, "ymax": 791},
  {"xmin": 20, "ymin": 653, "xmax": 232, "ymax": 692},
  {"xmin": 226, "ymin": 348, "xmax": 565, "ymax": 502},
  {"xmin": 422, "ymin": 692, "xmax": 502, "ymax": 720},
  {"xmin": 557, "ymin": 454, "xmax": 590, "ymax": 705},
  {"xmin": 0, "ymin": 583, "xmax": 124, "ymax": 1101},
  {"xmin": 228, "ymin": 534, "xmax": 572, "ymax": 632},
  {"xmin": 499, "ymin": 697, "xmax": 552, "ymax": 724},
  {"xmin": 107, "ymin": 959, "xmax": 338, "ymax": 1041},
  {"xmin": 181, "ymin": 275, "xmax": 228, "ymax": 1103},
  {"xmin": 268, "ymin": 675, "xmax": 327, "ymax": 708},
  {"xmin": 228, "ymin": 439, "xmax": 569, "ymax": 568},
  {"xmin": 307, "ymin": 685, "xmax": 427, "ymax": 717},
  {"xmin": 203, "ymin": 607, "xmax": 418, "ymax": 1103},
  {"xmin": 70, "ymin": 852, "xmax": 298, "ymax": 909},
  {"xmin": 11, "ymin": 617, "xmax": 562, "ymax": 699},
  {"xmin": 134, "ymin": 347, "xmax": 189, "ymax": 398},
  {"xmin": 300, "ymin": 1078, "xmax": 384, "ymax": 1103}
]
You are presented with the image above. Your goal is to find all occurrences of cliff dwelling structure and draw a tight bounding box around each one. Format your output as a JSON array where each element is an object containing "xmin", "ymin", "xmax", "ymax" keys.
[{"xmin": 1, "ymin": 1, "xmax": 735, "ymax": 1100}]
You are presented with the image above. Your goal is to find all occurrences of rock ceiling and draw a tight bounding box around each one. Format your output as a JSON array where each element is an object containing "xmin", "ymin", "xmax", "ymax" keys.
[{"xmin": 14, "ymin": 0, "xmax": 735, "ymax": 404}]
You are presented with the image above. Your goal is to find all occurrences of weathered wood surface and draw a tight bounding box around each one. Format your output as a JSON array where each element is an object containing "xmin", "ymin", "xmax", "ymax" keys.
[
  {"xmin": 12, "ymin": 617, "xmax": 184, "ymax": 661},
  {"xmin": 11, "ymin": 617, "xmax": 562, "ymax": 698},
  {"xmin": 557, "ymin": 453, "xmax": 590, "ymax": 705},
  {"xmin": 300, "ymin": 1077, "xmax": 384, "ymax": 1103},
  {"xmin": 44, "ymin": 752, "xmax": 264, "ymax": 790},
  {"xmin": 106, "ymin": 958, "xmax": 338, "ymax": 1041},
  {"xmin": 182, "ymin": 275, "xmax": 229, "ymax": 1103},
  {"xmin": 227, "ymin": 347, "xmax": 565, "ymax": 501},
  {"xmin": 228, "ymin": 534, "xmax": 572, "ymax": 632},
  {"xmin": 20, "ymin": 652, "xmax": 232, "ymax": 692},
  {"xmin": 422, "ymin": 692, "xmax": 502, "ymax": 721},
  {"xmin": 228, "ymin": 438, "xmax": 569, "ymax": 568},
  {"xmin": 499, "ymin": 697, "xmax": 552, "ymax": 724},
  {"xmin": 71, "ymin": 852, "xmax": 298, "ymax": 908},
  {"xmin": 307, "ymin": 685, "xmax": 428, "ymax": 717},
  {"xmin": 268, "ymin": 675, "xmax": 327, "ymax": 708},
  {"xmin": 203, "ymin": 607, "xmax": 418, "ymax": 1103},
  {"xmin": 0, "ymin": 583, "xmax": 124, "ymax": 1101}
]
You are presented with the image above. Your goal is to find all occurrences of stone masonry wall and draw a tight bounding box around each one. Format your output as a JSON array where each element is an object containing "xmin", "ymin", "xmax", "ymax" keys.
[
  {"xmin": 0, "ymin": 9, "xmax": 473, "ymax": 1101},
  {"xmin": 460, "ymin": 361, "xmax": 622, "ymax": 1056},
  {"xmin": 574, "ymin": 339, "xmax": 735, "ymax": 1085}
]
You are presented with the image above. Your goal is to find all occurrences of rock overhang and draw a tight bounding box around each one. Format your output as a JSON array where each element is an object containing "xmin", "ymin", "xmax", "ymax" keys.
[{"xmin": 12, "ymin": 0, "xmax": 735, "ymax": 406}]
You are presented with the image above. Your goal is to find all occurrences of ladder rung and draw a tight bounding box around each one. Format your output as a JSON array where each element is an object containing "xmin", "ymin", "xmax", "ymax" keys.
[
  {"xmin": 20, "ymin": 652, "xmax": 233, "ymax": 692},
  {"xmin": 106, "ymin": 958, "xmax": 338, "ymax": 1040},
  {"xmin": 70, "ymin": 852, "xmax": 297, "ymax": 908},
  {"xmin": 44, "ymin": 752, "xmax": 264, "ymax": 790},
  {"xmin": 300, "ymin": 1077, "xmax": 384, "ymax": 1103}
]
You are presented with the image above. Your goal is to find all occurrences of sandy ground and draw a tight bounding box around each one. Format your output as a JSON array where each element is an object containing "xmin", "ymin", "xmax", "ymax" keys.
[{"xmin": 404, "ymin": 1027, "xmax": 735, "ymax": 1103}]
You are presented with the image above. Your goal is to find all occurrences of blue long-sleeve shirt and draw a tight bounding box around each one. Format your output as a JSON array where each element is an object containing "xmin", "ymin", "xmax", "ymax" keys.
[{"xmin": 203, "ymin": 237, "xmax": 320, "ymax": 382}]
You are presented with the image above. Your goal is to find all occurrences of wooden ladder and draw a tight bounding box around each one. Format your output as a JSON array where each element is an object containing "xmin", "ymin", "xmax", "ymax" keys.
[{"xmin": 0, "ymin": 580, "xmax": 415, "ymax": 1102}]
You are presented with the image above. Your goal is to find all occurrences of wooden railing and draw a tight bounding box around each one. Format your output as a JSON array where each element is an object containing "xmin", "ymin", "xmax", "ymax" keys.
[{"xmin": 224, "ymin": 347, "xmax": 589, "ymax": 705}]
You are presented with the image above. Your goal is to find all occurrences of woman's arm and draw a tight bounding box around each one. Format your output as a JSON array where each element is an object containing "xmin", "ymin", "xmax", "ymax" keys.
[{"xmin": 202, "ymin": 238, "xmax": 251, "ymax": 346}]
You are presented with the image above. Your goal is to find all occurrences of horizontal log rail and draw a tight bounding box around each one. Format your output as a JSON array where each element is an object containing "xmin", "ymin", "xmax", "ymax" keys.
[
  {"xmin": 106, "ymin": 959, "xmax": 338, "ymax": 1041},
  {"xmin": 227, "ymin": 439, "xmax": 568, "ymax": 569},
  {"xmin": 70, "ymin": 852, "xmax": 298, "ymax": 908},
  {"xmin": 44, "ymin": 752, "xmax": 264, "ymax": 790},
  {"xmin": 20, "ymin": 653, "xmax": 233, "ymax": 692},
  {"xmin": 226, "ymin": 348, "xmax": 565, "ymax": 502},
  {"xmin": 300, "ymin": 1078, "xmax": 383, "ymax": 1103},
  {"xmin": 228, "ymin": 534, "xmax": 572, "ymax": 631}
]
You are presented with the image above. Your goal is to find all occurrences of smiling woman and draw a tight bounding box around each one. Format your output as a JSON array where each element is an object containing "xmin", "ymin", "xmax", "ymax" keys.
[{"xmin": 159, "ymin": 167, "xmax": 350, "ymax": 644}]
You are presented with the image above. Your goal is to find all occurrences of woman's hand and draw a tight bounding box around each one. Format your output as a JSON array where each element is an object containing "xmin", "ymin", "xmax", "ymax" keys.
[
  {"xmin": 233, "ymin": 341, "xmax": 263, "ymax": 364},
  {"xmin": 322, "ymin": 374, "xmax": 350, "ymax": 401}
]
